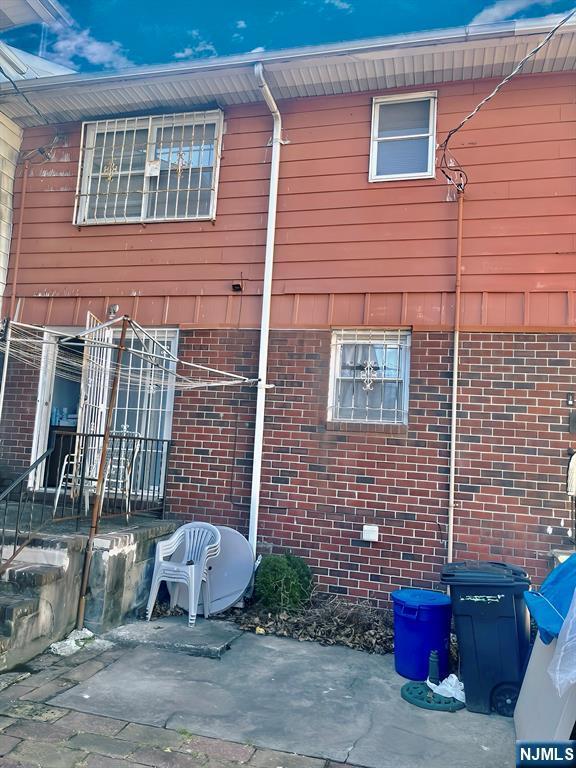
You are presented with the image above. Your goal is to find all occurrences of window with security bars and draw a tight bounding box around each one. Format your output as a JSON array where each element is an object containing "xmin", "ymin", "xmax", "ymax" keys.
[
  {"xmin": 74, "ymin": 111, "xmax": 223, "ymax": 224},
  {"xmin": 369, "ymin": 92, "xmax": 436, "ymax": 182},
  {"xmin": 328, "ymin": 330, "xmax": 411, "ymax": 424}
]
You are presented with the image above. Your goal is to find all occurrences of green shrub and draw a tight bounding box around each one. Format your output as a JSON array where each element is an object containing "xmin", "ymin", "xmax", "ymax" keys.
[{"xmin": 254, "ymin": 554, "xmax": 312, "ymax": 612}]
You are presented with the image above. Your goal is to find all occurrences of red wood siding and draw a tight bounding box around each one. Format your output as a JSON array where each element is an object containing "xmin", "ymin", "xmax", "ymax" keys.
[{"xmin": 5, "ymin": 71, "xmax": 576, "ymax": 329}]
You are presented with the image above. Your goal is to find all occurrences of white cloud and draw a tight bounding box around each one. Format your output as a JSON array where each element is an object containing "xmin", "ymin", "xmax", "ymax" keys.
[
  {"xmin": 236, "ymin": 20, "xmax": 247, "ymax": 29},
  {"xmin": 48, "ymin": 21, "xmax": 133, "ymax": 70},
  {"xmin": 471, "ymin": 0, "xmax": 554, "ymax": 25},
  {"xmin": 324, "ymin": 0, "xmax": 352, "ymax": 9},
  {"xmin": 173, "ymin": 30, "xmax": 217, "ymax": 59},
  {"xmin": 250, "ymin": 46, "xmax": 266, "ymax": 53}
]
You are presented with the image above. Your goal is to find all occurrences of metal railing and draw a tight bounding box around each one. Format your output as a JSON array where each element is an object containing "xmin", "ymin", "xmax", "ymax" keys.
[
  {"xmin": 0, "ymin": 431, "xmax": 170, "ymax": 571},
  {"xmin": 50, "ymin": 431, "xmax": 170, "ymax": 520},
  {"xmin": 0, "ymin": 440, "xmax": 56, "ymax": 571}
]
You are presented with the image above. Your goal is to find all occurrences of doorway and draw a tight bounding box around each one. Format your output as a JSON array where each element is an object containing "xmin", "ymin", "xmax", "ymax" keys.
[
  {"xmin": 44, "ymin": 341, "xmax": 83, "ymax": 487},
  {"xmin": 30, "ymin": 326, "xmax": 178, "ymax": 494}
]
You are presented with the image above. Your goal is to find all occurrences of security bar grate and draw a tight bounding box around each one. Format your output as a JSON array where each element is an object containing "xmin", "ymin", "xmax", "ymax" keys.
[
  {"xmin": 328, "ymin": 329, "xmax": 411, "ymax": 424},
  {"xmin": 74, "ymin": 111, "xmax": 224, "ymax": 225}
]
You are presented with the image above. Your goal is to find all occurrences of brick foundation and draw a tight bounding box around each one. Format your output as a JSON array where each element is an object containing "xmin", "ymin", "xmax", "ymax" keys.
[
  {"xmin": 2, "ymin": 328, "xmax": 573, "ymax": 604},
  {"xmin": 166, "ymin": 329, "xmax": 576, "ymax": 604}
]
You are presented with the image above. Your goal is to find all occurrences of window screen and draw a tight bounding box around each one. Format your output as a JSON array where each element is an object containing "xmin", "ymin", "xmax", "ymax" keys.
[{"xmin": 370, "ymin": 94, "xmax": 436, "ymax": 181}]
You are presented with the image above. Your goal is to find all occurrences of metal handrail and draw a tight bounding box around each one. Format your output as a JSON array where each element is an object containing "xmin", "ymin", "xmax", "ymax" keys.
[
  {"xmin": 0, "ymin": 432, "xmax": 170, "ymax": 573},
  {"xmin": 0, "ymin": 440, "xmax": 55, "ymax": 504}
]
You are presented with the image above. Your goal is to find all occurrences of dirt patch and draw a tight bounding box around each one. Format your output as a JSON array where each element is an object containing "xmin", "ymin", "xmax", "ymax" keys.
[
  {"xmin": 150, "ymin": 595, "xmax": 459, "ymax": 668},
  {"xmin": 228, "ymin": 596, "xmax": 396, "ymax": 655}
]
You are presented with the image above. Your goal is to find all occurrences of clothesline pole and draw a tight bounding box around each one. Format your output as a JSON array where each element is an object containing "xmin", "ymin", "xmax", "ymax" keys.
[{"xmin": 76, "ymin": 315, "xmax": 130, "ymax": 630}]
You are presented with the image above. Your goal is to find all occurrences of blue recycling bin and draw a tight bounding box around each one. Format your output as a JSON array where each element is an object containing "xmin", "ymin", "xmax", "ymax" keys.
[{"xmin": 391, "ymin": 588, "xmax": 452, "ymax": 681}]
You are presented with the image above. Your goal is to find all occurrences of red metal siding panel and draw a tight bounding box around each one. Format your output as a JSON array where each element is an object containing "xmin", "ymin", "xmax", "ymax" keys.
[{"xmin": 5, "ymin": 72, "xmax": 576, "ymax": 329}]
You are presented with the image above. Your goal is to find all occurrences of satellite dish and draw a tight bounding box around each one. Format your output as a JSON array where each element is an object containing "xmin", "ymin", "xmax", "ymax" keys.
[{"xmin": 168, "ymin": 525, "xmax": 254, "ymax": 616}]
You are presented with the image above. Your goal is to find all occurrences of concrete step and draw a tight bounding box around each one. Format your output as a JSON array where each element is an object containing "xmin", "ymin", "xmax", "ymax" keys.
[
  {"xmin": 103, "ymin": 617, "xmax": 244, "ymax": 659},
  {"xmin": 1, "ymin": 562, "xmax": 67, "ymax": 590},
  {"xmin": 0, "ymin": 593, "xmax": 40, "ymax": 634}
]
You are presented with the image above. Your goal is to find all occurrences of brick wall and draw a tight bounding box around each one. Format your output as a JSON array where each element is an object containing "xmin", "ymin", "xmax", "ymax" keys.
[
  {"xmin": 166, "ymin": 329, "xmax": 575, "ymax": 605},
  {"xmin": 2, "ymin": 327, "xmax": 572, "ymax": 602},
  {"xmin": 0, "ymin": 356, "xmax": 39, "ymax": 480},
  {"xmin": 165, "ymin": 330, "xmax": 259, "ymax": 533}
]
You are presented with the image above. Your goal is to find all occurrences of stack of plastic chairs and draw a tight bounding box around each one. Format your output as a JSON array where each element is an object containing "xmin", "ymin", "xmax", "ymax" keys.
[{"xmin": 146, "ymin": 522, "xmax": 221, "ymax": 627}]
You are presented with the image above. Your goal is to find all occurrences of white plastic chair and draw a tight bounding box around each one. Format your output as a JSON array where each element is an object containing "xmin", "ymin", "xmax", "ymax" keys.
[
  {"xmin": 53, "ymin": 452, "xmax": 91, "ymax": 516},
  {"xmin": 146, "ymin": 522, "xmax": 221, "ymax": 627}
]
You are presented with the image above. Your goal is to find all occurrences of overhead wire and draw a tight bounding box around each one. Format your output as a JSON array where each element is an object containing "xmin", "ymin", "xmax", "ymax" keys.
[
  {"xmin": 0, "ymin": 63, "xmax": 49, "ymax": 125},
  {"xmin": 438, "ymin": 7, "xmax": 576, "ymax": 190}
]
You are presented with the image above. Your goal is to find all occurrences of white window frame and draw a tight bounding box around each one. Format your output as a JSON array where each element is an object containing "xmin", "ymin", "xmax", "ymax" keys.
[
  {"xmin": 74, "ymin": 110, "xmax": 224, "ymax": 225},
  {"xmin": 327, "ymin": 329, "xmax": 411, "ymax": 425},
  {"xmin": 369, "ymin": 91, "xmax": 437, "ymax": 182}
]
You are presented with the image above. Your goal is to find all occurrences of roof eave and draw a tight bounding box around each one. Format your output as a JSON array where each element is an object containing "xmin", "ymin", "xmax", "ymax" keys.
[{"xmin": 0, "ymin": 14, "xmax": 572, "ymax": 96}]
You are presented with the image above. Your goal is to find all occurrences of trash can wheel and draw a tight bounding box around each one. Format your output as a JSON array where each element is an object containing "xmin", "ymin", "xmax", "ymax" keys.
[{"xmin": 491, "ymin": 682, "xmax": 520, "ymax": 717}]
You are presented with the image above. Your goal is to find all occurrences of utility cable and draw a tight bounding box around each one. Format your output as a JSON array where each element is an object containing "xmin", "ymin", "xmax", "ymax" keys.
[
  {"xmin": 0, "ymin": 63, "xmax": 49, "ymax": 125},
  {"xmin": 439, "ymin": 8, "xmax": 576, "ymax": 153},
  {"xmin": 438, "ymin": 7, "xmax": 576, "ymax": 189}
]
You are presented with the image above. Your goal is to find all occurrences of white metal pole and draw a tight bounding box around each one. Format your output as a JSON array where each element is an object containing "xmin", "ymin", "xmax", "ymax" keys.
[
  {"xmin": 248, "ymin": 63, "xmax": 283, "ymax": 555},
  {"xmin": 0, "ymin": 320, "xmax": 11, "ymax": 426}
]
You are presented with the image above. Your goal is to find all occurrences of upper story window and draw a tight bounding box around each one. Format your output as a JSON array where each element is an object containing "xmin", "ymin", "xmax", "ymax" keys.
[
  {"xmin": 369, "ymin": 92, "xmax": 436, "ymax": 182},
  {"xmin": 74, "ymin": 110, "xmax": 224, "ymax": 225},
  {"xmin": 328, "ymin": 330, "xmax": 411, "ymax": 425}
]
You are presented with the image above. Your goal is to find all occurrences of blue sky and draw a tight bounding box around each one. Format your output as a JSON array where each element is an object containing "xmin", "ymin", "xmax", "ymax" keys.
[{"xmin": 2, "ymin": 0, "xmax": 575, "ymax": 71}]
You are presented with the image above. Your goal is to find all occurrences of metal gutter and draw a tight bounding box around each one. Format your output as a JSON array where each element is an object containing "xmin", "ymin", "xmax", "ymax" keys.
[
  {"xmin": 0, "ymin": 14, "xmax": 572, "ymax": 96},
  {"xmin": 248, "ymin": 63, "xmax": 282, "ymax": 555}
]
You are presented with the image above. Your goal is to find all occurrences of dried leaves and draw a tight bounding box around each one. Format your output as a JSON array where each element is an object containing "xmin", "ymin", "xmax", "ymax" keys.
[{"xmin": 232, "ymin": 596, "xmax": 395, "ymax": 655}]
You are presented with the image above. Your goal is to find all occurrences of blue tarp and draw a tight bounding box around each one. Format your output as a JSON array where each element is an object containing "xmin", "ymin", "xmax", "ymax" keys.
[{"xmin": 524, "ymin": 553, "xmax": 576, "ymax": 644}]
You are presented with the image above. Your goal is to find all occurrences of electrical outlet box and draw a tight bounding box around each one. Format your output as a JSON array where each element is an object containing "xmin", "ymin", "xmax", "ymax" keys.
[{"xmin": 362, "ymin": 524, "xmax": 379, "ymax": 542}]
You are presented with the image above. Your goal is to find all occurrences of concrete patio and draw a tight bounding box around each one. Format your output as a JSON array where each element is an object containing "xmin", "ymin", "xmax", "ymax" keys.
[{"xmin": 25, "ymin": 617, "xmax": 516, "ymax": 768}]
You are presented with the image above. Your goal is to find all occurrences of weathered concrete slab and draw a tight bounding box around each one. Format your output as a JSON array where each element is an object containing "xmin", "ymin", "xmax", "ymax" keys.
[
  {"xmin": 102, "ymin": 617, "xmax": 243, "ymax": 658},
  {"xmin": 50, "ymin": 633, "xmax": 515, "ymax": 768}
]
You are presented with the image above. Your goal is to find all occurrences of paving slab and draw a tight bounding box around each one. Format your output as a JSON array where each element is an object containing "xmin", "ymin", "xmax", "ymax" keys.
[
  {"xmin": 0, "ymin": 701, "xmax": 67, "ymax": 722},
  {"xmin": 116, "ymin": 722, "xmax": 185, "ymax": 749},
  {"xmin": 85, "ymin": 758, "xmax": 149, "ymax": 768},
  {"xmin": 0, "ymin": 716, "xmax": 16, "ymax": 730},
  {"xmin": 50, "ymin": 633, "xmax": 515, "ymax": 768},
  {"xmin": 8, "ymin": 739, "xmax": 84, "ymax": 768},
  {"xmin": 181, "ymin": 734, "xmax": 254, "ymax": 763},
  {"xmin": 0, "ymin": 672, "xmax": 31, "ymax": 692},
  {"xmin": 102, "ymin": 617, "xmax": 244, "ymax": 659},
  {"xmin": 249, "ymin": 749, "xmax": 327, "ymax": 767},
  {"xmin": 128, "ymin": 746, "xmax": 207, "ymax": 767},
  {"xmin": 0, "ymin": 732, "xmax": 20, "ymax": 755},
  {"xmin": 56, "ymin": 710, "xmax": 127, "ymax": 736},
  {"xmin": 19, "ymin": 678, "xmax": 76, "ymax": 702},
  {"xmin": 67, "ymin": 732, "xmax": 138, "ymax": 758},
  {"xmin": 60, "ymin": 659, "xmax": 107, "ymax": 682},
  {"xmin": 4, "ymin": 718, "xmax": 75, "ymax": 743}
]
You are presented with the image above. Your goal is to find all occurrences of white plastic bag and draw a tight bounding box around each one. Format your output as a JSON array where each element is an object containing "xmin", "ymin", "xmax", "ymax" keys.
[
  {"xmin": 426, "ymin": 673, "xmax": 466, "ymax": 703},
  {"xmin": 548, "ymin": 586, "xmax": 576, "ymax": 697}
]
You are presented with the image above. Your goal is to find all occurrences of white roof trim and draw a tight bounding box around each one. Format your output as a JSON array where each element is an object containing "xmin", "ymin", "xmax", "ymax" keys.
[
  {"xmin": 0, "ymin": 14, "xmax": 574, "ymax": 126},
  {"xmin": 0, "ymin": 0, "xmax": 71, "ymax": 30}
]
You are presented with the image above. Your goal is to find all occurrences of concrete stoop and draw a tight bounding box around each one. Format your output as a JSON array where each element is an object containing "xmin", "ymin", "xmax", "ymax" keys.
[
  {"xmin": 0, "ymin": 519, "xmax": 177, "ymax": 671},
  {"xmin": 0, "ymin": 533, "xmax": 85, "ymax": 670}
]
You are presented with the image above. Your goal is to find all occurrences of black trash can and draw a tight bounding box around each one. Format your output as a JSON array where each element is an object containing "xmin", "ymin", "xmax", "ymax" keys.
[{"xmin": 440, "ymin": 560, "xmax": 531, "ymax": 716}]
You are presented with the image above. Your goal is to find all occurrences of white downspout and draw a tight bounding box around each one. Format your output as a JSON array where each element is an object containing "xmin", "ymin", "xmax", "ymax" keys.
[{"xmin": 248, "ymin": 63, "xmax": 282, "ymax": 555}]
